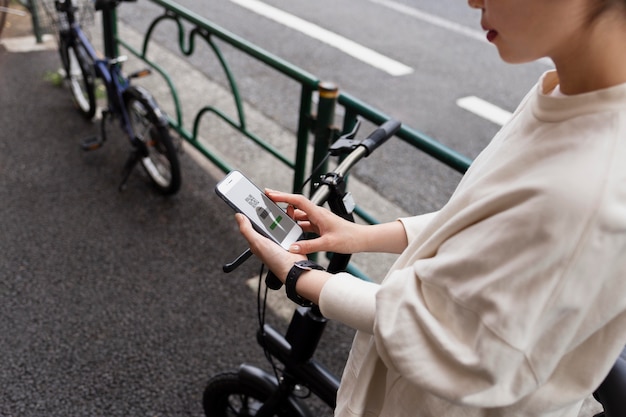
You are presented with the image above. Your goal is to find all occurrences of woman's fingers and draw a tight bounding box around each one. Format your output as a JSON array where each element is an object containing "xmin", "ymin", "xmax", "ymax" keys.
[
  {"xmin": 235, "ymin": 213, "xmax": 307, "ymax": 280},
  {"xmin": 289, "ymin": 236, "xmax": 327, "ymax": 255},
  {"xmin": 265, "ymin": 189, "xmax": 319, "ymax": 214}
]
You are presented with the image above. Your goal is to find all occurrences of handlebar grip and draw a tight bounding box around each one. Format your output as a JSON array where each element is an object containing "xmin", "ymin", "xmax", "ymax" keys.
[
  {"xmin": 265, "ymin": 271, "xmax": 283, "ymax": 290},
  {"xmin": 360, "ymin": 120, "xmax": 401, "ymax": 156}
]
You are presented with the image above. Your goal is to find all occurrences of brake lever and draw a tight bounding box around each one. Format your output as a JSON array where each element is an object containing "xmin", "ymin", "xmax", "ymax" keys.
[
  {"xmin": 223, "ymin": 248, "xmax": 283, "ymax": 291},
  {"xmin": 328, "ymin": 120, "xmax": 362, "ymax": 156},
  {"xmin": 223, "ymin": 248, "xmax": 252, "ymax": 273}
]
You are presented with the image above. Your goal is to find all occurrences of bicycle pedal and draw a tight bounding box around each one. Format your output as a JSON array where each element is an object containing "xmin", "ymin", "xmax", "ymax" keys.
[
  {"xmin": 128, "ymin": 68, "xmax": 152, "ymax": 79},
  {"xmin": 81, "ymin": 136, "xmax": 104, "ymax": 151}
]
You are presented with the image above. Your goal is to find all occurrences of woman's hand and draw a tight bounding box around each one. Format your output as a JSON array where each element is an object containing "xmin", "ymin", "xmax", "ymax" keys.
[
  {"xmin": 265, "ymin": 189, "xmax": 363, "ymax": 255},
  {"xmin": 235, "ymin": 213, "xmax": 306, "ymax": 282},
  {"xmin": 266, "ymin": 189, "xmax": 409, "ymax": 255},
  {"xmin": 234, "ymin": 189, "xmax": 359, "ymax": 281},
  {"xmin": 236, "ymin": 189, "xmax": 409, "ymax": 281},
  {"xmin": 236, "ymin": 206, "xmax": 333, "ymax": 305}
]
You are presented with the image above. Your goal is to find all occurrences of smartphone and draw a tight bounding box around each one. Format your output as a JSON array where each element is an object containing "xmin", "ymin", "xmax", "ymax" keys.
[{"xmin": 215, "ymin": 170, "xmax": 303, "ymax": 250}]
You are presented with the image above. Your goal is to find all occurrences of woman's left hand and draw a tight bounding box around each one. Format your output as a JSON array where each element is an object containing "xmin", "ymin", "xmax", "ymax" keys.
[{"xmin": 235, "ymin": 213, "xmax": 307, "ymax": 282}]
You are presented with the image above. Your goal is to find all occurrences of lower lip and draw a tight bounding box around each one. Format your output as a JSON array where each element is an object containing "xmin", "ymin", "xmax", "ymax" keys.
[{"xmin": 486, "ymin": 30, "xmax": 498, "ymax": 42}]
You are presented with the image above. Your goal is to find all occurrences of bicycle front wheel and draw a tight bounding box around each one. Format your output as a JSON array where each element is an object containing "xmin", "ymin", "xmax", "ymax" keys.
[
  {"xmin": 64, "ymin": 42, "xmax": 96, "ymax": 119},
  {"xmin": 124, "ymin": 86, "xmax": 181, "ymax": 195},
  {"xmin": 203, "ymin": 372, "xmax": 312, "ymax": 417}
]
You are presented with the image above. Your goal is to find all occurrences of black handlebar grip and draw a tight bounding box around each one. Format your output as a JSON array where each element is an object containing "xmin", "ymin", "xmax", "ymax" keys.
[
  {"xmin": 265, "ymin": 271, "xmax": 283, "ymax": 290},
  {"xmin": 361, "ymin": 120, "xmax": 401, "ymax": 156}
]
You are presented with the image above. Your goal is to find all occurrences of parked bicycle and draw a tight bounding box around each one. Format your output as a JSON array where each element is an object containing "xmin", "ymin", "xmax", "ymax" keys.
[{"xmin": 49, "ymin": 0, "xmax": 181, "ymax": 194}]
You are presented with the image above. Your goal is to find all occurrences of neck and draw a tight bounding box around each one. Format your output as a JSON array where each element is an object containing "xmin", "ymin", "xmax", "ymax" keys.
[{"xmin": 553, "ymin": 14, "xmax": 626, "ymax": 95}]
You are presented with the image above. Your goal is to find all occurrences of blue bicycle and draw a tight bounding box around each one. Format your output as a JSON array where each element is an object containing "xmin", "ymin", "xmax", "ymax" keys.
[{"xmin": 51, "ymin": 0, "xmax": 181, "ymax": 194}]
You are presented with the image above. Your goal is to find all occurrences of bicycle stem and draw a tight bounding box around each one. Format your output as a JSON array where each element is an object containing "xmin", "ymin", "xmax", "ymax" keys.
[{"xmin": 309, "ymin": 145, "xmax": 369, "ymax": 206}]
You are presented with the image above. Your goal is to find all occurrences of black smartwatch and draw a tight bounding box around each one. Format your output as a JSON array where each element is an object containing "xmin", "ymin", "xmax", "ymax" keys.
[{"xmin": 285, "ymin": 260, "xmax": 325, "ymax": 306}]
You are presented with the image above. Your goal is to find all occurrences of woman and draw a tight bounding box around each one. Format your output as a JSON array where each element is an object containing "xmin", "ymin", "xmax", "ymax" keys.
[{"xmin": 235, "ymin": 0, "xmax": 626, "ymax": 415}]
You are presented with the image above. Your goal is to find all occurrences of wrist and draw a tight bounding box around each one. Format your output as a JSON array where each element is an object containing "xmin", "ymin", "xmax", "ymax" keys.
[{"xmin": 285, "ymin": 260, "xmax": 325, "ymax": 306}]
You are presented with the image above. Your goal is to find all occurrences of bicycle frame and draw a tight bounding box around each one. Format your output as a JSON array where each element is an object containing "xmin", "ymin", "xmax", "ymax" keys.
[
  {"xmin": 234, "ymin": 188, "xmax": 350, "ymax": 416},
  {"xmin": 59, "ymin": 0, "xmax": 145, "ymax": 150},
  {"xmin": 250, "ymin": 320, "xmax": 340, "ymax": 410}
]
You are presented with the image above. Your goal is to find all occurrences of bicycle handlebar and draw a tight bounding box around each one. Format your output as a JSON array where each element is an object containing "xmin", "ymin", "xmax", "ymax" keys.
[
  {"xmin": 360, "ymin": 119, "xmax": 402, "ymax": 157},
  {"xmin": 310, "ymin": 119, "xmax": 401, "ymax": 206}
]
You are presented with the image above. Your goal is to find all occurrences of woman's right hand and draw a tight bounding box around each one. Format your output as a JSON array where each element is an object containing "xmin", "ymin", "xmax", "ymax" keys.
[{"xmin": 264, "ymin": 189, "xmax": 363, "ymax": 255}]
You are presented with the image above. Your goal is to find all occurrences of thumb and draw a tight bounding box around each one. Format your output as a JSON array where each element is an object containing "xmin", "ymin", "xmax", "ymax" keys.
[
  {"xmin": 289, "ymin": 236, "xmax": 325, "ymax": 255},
  {"xmin": 235, "ymin": 212, "xmax": 246, "ymax": 225},
  {"xmin": 235, "ymin": 213, "xmax": 252, "ymax": 232}
]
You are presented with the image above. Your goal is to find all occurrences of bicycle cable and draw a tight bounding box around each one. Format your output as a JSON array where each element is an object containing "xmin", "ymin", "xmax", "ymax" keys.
[
  {"xmin": 296, "ymin": 153, "xmax": 330, "ymax": 194},
  {"xmin": 257, "ymin": 264, "xmax": 283, "ymax": 383}
]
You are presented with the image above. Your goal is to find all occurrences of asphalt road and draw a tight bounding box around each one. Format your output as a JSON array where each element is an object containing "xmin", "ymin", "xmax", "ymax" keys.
[{"xmin": 0, "ymin": 27, "xmax": 349, "ymax": 417}]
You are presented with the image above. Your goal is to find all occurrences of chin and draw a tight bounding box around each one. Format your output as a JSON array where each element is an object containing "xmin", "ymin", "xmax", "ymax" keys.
[{"xmin": 496, "ymin": 50, "xmax": 540, "ymax": 65}]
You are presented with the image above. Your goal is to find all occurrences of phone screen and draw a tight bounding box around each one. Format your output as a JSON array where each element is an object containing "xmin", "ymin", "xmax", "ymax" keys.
[{"xmin": 216, "ymin": 171, "xmax": 303, "ymax": 250}]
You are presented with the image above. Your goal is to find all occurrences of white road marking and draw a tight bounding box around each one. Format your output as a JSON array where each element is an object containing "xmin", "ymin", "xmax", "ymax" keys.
[
  {"xmin": 456, "ymin": 96, "xmax": 512, "ymax": 126},
  {"xmin": 227, "ymin": 0, "xmax": 414, "ymax": 76}
]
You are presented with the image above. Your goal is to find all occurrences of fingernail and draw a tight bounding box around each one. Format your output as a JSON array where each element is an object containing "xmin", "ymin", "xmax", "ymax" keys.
[{"xmin": 289, "ymin": 244, "xmax": 300, "ymax": 253}]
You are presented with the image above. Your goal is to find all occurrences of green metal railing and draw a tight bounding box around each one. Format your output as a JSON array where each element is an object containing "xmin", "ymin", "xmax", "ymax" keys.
[
  {"xmin": 61, "ymin": 0, "xmax": 474, "ymax": 279},
  {"xmin": 115, "ymin": 0, "xmax": 323, "ymax": 190},
  {"xmin": 17, "ymin": 0, "xmax": 44, "ymax": 42},
  {"xmin": 111, "ymin": 0, "xmax": 471, "ymax": 191},
  {"xmin": 109, "ymin": 0, "xmax": 473, "ymax": 277}
]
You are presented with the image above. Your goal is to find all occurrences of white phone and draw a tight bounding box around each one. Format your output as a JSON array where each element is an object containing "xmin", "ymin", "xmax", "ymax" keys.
[{"xmin": 215, "ymin": 170, "xmax": 303, "ymax": 250}]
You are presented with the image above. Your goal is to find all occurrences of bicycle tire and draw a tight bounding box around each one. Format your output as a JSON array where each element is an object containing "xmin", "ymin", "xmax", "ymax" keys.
[
  {"xmin": 124, "ymin": 86, "xmax": 181, "ymax": 195},
  {"xmin": 64, "ymin": 42, "xmax": 96, "ymax": 119},
  {"xmin": 203, "ymin": 372, "xmax": 307, "ymax": 417},
  {"xmin": 56, "ymin": 20, "xmax": 71, "ymax": 76}
]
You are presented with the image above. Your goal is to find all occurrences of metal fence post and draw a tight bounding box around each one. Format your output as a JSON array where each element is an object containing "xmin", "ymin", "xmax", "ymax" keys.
[
  {"xmin": 310, "ymin": 81, "xmax": 338, "ymax": 195},
  {"xmin": 101, "ymin": 4, "xmax": 119, "ymax": 59},
  {"xmin": 292, "ymin": 84, "xmax": 315, "ymax": 193},
  {"xmin": 19, "ymin": 0, "xmax": 43, "ymax": 42}
]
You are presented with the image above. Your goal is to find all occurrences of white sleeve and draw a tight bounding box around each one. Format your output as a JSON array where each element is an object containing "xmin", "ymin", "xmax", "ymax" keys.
[
  {"xmin": 319, "ymin": 273, "xmax": 379, "ymax": 333},
  {"xmin": 317, "ymin": 211, "xmax": 439, "ymax": 333},
  {"xmin": 399, "ymin": 211, "xmax": 439, "ymax": 245}
]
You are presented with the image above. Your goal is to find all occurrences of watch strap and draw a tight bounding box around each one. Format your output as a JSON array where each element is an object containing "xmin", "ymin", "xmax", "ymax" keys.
[{"xmin": 285, "ymin": 260, "xmax": 325, "ymax": 306}]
